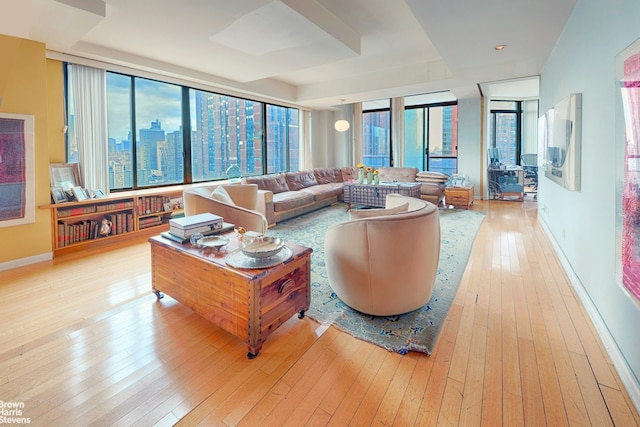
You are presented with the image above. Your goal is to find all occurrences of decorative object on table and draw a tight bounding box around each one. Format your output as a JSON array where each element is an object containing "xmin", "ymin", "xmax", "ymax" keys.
[
  {"xmin": 225, "ymin": 245, "xmax": 293, "ymax": 269},
  {"xmin": 194, "ymin": 235, "xmax": 229, "ymax": 249},
  {"xmin": 241, "ymin": 236, "xmax": 285, "ymax": 258},
  {"xmin": 366, "ymin": 167, "xmax": 373, "ymax": 184},
  {"xmin": 267, "ymin": 203, "xmax": 485, "ymax": 355},
  {"xmin": 356, "ymin": 163, "xmax": 365, "ymax": 183},
  {"xmin": 169, "ymin": 212, "xmax": 223, "ymax": 238},
  {"xmin": 225, "ymin": 162, "xmax": 242, "ymax": 183},
  {"xmin": 373, "ymin": 169, "xmax": 380, "ymax": 185},
  {"xmin": 160, "ymin": 222, "xmax": 235, "ymax": 244},
  {"xmin": 0, "ymin": 113, "xmax": 35, "ymax": 227}
]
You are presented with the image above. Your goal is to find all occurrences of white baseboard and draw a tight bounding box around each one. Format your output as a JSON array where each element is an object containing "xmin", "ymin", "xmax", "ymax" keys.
[
  {"xmin": 0, "ymin": 252, "xmax": 52, "ymax": 272},
  {"xmin": 539, "ymin": 219, "xmax": 640, "ymax": 415}
]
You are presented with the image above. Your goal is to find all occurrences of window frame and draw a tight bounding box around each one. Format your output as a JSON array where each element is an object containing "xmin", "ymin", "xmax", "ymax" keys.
[{"xmin": 64, "ymin": 63, "xmax": 301, "ymax": 192}]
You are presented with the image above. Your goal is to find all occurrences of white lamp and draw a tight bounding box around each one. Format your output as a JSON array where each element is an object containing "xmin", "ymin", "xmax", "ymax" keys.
[{"xmin": 334, "ymin": 119, "xmax": 350, "ymax": 132}]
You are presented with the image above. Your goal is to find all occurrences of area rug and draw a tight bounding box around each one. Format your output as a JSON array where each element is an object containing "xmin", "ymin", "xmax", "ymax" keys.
[{"xmin": 266, "ymin": 204, "xmax": 485, "ymax": 355}]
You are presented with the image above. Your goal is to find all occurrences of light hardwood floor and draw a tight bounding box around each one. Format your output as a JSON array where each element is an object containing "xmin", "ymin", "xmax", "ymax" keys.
[{"xmin": 0, "ymin": 200, "xmax": 638, "ymax": 426}]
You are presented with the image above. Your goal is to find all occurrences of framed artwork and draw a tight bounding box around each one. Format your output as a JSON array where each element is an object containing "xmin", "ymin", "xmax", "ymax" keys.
[
  {"xmin": 71, "ymin": 186, "xmax": 88, "ymax": 202},
  {"xmin": 50, "ymin": 186, "xmax": 68, "ymax": 204},
  {"xmin": 616, "ymin": 37, "xmax": 640, "ymax": 307},
  {"xmin": 0, "ymin": 113, "xmax": 35, "ymax": 228},
  {"xmin": 50, "ymin": 162, "xmax": 82, "ymax": 192},
  {"xmin": 541, "ymin": 93, "xmax": 582, "ymax": 191}
]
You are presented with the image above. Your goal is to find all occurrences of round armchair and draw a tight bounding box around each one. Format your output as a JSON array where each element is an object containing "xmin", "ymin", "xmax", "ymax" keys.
[{"xmin": 324, "ymin": 194, "xmax": 440, "ymax": 316}]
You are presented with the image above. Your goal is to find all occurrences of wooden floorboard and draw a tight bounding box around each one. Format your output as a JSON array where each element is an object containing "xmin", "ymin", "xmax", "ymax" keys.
[{"xmin": 0, "ymin": 200, "xmax": 638, "ymax": 426}]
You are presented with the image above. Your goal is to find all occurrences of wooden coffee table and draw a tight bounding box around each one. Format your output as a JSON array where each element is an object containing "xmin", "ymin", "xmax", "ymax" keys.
[{"xmin": 149, "ymin": 233, "xmax": 312, "ymax": 358}]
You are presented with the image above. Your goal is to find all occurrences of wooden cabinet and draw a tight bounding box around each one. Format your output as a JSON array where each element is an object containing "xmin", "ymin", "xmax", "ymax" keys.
[
  {"xmin": 149, "ymin": 234, "xmax": 312, "ymax": 358},
  {"xmin": 42, "ymin": 189, "xmax": 184, "ymax": 257},
  {"xmin": 445, "ymin": 185, "xmax": 475, "ymax": 209}
]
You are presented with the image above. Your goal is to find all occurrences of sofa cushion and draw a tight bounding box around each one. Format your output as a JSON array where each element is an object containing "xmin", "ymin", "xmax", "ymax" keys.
[
  {"xmin": 210, "ymin": 185, "xmax": 235, "ymax": 205},
  {"xmin": 378, "ymin": 167, "xmax": 418, "ymax": 182},
  {"xmin": 313, "ymin": 167, "xmax": 343, "ymax": 184},
  {"xmin": 284, "ymin": 171, "xmax": 318, "ymax": 190},
  {"xmin": 300, "ymin": 183, "xmax": 343, "ymax": 201},
  {"xmin": 272, "ymin": 191, "xmax": 315, "ymax": 212},
  {"xmin": 348, "ymin": 202, "xmax": 409, "ymax": 220},
  {"xmin": 245, "ymin": 174, "xmax": 289, "ymax": 194},
  {"xmin": 416, "ymin": 171, "xmax": 450, "ymax": 183},
  {"xmin": 341, "ymin": 166, "xmax": 358, "ymax": 182},
  {"xmin": 420, "ymin": 182, "xmax": 446, "ymax": 196}
]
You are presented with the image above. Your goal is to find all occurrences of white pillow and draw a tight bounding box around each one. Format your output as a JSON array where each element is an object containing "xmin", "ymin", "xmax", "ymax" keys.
[
  {"xmin": 210, "ymin": 186, "xmax": 235, "ymax": 205},
  {"xmin": 349, "ymin": 202, "xmax": 409, "ymax": 220}
]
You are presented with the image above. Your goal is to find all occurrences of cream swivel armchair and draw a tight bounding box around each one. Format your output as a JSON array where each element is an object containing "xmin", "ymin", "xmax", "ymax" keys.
[
  {"xmin": 324, "ymin": 194, "xmax": 440, "ymax": 316},
  {"xmin": 183, "ymin": 184, "xmax": 268, "ymax": 234}
]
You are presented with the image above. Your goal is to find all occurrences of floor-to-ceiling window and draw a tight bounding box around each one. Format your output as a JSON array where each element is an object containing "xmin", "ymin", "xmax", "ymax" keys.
[
  {"xmin": 65, "ymin": 64, "xmax": 300, "ymax": 191},
  {"xmin": 489, "ymin": 100, "xmax": 522, "ymax": 167},
  {"xmin": 404, "ymin": 95, "xmax": 458, "ymax": 175},
  {"xmin": 362, "ymin": 99, "xmax": 391, "ymax": 168}
]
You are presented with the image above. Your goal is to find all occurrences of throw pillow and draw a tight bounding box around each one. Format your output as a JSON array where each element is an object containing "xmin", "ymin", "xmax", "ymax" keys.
[
  {"xmin": 348, "ymin": 202, "xmax": 409, "ymax": 220},
  {"xmin": 210, "ymin": 186, "xmax": 235, "ymax": 205},
  {"xmin": 416, "ymin": 171, "xmax": 450, "ymax": 183}
]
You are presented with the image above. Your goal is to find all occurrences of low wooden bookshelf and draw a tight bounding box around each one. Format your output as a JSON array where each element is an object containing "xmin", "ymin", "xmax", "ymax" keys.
[{"xmin": 42, "ymin": 188, "xmax": 184, "ymax": 257}]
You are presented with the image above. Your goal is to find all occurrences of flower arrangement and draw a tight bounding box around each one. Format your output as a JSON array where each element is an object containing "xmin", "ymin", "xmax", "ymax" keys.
[{"xmin": 355, "ymin": 164, "xmax": 380, "ymax": 184}]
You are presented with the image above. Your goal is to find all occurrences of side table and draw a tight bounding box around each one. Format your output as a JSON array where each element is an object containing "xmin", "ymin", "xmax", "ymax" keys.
[{"xmin": 445, "ymin": 185, "xmax": 474, "ymax": 209}]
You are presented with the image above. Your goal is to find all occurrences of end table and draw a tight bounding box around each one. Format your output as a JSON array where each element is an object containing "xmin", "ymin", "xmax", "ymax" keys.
[{"xmin": 445, "ymin": 185, "xmax": 474, "ymax": 209}]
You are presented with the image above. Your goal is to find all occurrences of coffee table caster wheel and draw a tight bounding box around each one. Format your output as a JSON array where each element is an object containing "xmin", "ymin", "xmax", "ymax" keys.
[
  {"xmin": 247, "ymin": 352, "xmax": 258, "ymax": 359},
  {"xmin": 154, "ymin": 290, "xmax": 164, "ymax": 299},
  {"xmin": 298, "ymin": 310, "xmax": 305, "ymax": 319}
]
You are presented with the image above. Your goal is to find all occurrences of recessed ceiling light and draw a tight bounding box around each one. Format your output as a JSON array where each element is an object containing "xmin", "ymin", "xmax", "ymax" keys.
[{"xmin": 495, "ymin": 45, "xmax": 507, "ymax": 51}]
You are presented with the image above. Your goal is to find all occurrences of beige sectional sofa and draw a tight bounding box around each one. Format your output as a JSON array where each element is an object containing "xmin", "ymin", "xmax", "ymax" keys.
[{"xmin": 244, "ymin": 167, "xmax": 356, "ymax": 226}]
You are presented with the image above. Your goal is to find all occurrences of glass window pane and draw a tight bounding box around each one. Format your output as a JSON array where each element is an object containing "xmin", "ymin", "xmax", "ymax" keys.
[
  {"xmin": 287, "ymin": 108, "xmax": 299, "ymax": 171},
  {"xmin": 134, "ymin": 78, "xmax": 183, "ymax": 187},
  {"xmin": 190, "ymin": 90, "xmax": 263, "ymax": 181},
  {"xmin": 404, "ymin": 108, "xmax": 424, "ymax": 169},
  {"xmin": 106, "ymin": 72, "xmax": 133, "ymax": 190},
  {"xmin": 492, "ymin": 112, "xmax": 518, "ymax": 166},
  {"xmin": 66, "ymin": 65, "xmax": 78, "ymax": 163},
  {"xmin": 265, "ymin": 105, "xmax": 299, "ymax": 173},
  {"xmin": 362, "ymin": 110, "xmax": 391, "ymax": 168},
  {"xmin": 428, "ymin": 105, "xmax": 458, "ymax": 176}
]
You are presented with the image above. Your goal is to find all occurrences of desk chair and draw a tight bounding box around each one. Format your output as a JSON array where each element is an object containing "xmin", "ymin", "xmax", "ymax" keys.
[{"xmin": 521, "ymin": 153, "xmax": 538, "ymax": 198}]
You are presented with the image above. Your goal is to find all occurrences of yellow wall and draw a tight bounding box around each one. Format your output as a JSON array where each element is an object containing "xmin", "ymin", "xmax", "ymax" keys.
[{"xmin": 0, "ymin": 34, "xmax": 64, "ymax": 264}]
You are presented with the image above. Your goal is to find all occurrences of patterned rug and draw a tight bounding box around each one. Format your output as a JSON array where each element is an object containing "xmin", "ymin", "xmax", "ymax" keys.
[{"xmin": 266, "ymin": 203, "xmax": 485, "ymax": 355}]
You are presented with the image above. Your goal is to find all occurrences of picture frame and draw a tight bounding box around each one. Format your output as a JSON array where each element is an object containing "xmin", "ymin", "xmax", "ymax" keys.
[
  {"xmin": 0, "ymin": 113, "xmax": 35, "ymax": 227},
  {"xmin": 72, "ymin": 186, "xmax": 88, "ymax": 202},
  {"xmin": 93, "ymin": 189, "xmax": 107, "ymax": 199},
  {"xmin": 50, "ymin": 186, "xmax": 68, "ymax": 204},
  {"xmin": 50, "ymin": 162, "xmax": 82, "ymax": 192},
  {"xmin": 616, "ymin": 36, "xmax": 640, "ymax": 307}
]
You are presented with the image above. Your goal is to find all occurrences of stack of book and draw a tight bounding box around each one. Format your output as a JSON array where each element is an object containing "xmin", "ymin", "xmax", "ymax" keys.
[{"xmin": 162, "ymin": 213, "xmax": 234, "ymax": 244}]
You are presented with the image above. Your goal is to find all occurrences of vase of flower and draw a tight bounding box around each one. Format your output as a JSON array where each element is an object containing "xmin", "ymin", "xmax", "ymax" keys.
[
  {"xmin": 373, "ymin": 172, "xmax": 380, "ymax": 185},
  {"xmin": 366, "ymin": 171, "xmax": 373, "ymax": 184},
  {"xmin": 357, "ymin": 168, "xmax": 364, "ymax": 184}
]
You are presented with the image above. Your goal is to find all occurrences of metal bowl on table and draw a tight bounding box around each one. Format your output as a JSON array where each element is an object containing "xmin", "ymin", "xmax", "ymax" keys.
[{"xmin": 241, "ymin": 236, "xmax": 285, "ymax": 258}]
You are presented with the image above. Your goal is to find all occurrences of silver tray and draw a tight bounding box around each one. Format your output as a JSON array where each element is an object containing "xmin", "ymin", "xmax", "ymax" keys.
[
  {"xmin": 196, "ymin": 235, "xmax": 229, "ymax": 248},
  {"xmin": 226, "ymin": 246, "xmax": 293, "ymax": 269}
]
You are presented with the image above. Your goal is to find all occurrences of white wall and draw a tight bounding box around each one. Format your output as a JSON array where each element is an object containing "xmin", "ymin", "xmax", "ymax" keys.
[
  {"xmin": 539, "ymin": 0, "xmax": 640, "ymax": 405},
  {"xmin": 457, "ymin": 97, "xmax": 483, "ymax": 198}
]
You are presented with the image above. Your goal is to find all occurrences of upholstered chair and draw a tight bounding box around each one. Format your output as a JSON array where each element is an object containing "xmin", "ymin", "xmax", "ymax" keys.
[
  {"xmin": 324, "ymin": 194, "xmax": 440, "ymax": 316},
  {"xmin": 183, "ymin": 184, "xmax": 268, "ymax": 234}
]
